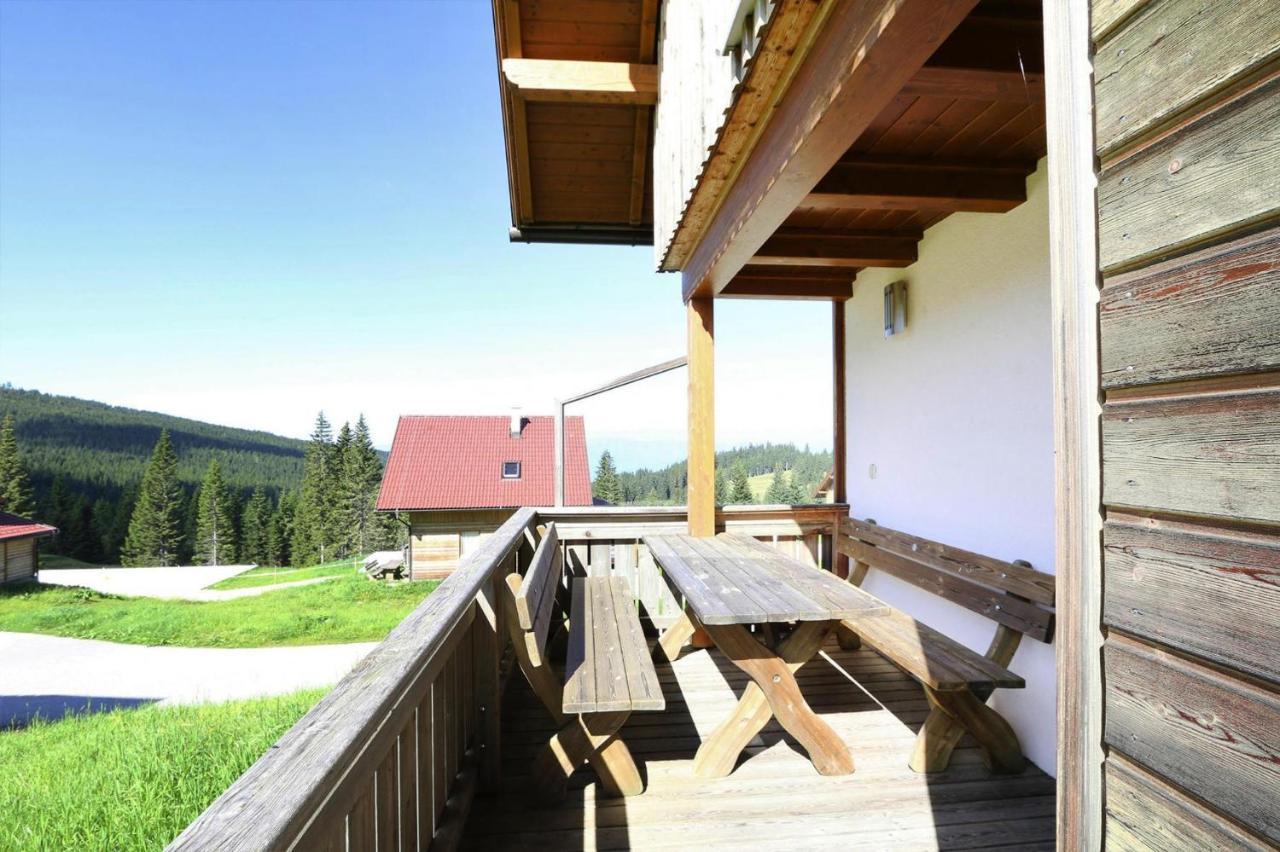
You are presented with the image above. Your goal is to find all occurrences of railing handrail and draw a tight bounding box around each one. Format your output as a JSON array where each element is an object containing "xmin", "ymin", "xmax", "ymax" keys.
[{"xmin": 167, "ymin": 507, "xmax": 538, "ymax": 851}]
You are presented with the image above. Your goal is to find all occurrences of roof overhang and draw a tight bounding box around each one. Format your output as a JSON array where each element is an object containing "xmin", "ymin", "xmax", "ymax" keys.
[{"xmin": 492, "ymin": 0, "xmax": 659, "ymax": 246}]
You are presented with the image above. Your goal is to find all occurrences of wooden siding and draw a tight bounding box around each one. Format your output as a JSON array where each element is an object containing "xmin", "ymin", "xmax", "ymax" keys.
[
  {"xmin": 1093, "ymin": 1, "xmax": 1280, "ymax": 844},
  {"xmin": 1, "ymin": 537, "xmax": 36, "ymax": 584},
  {"xmin": 652, "ymin": 0, "xmax": 736, "ymax": 268},
  {"xmin": 410, "ymin": 509, "xmax": 515, "ymax": 580}
]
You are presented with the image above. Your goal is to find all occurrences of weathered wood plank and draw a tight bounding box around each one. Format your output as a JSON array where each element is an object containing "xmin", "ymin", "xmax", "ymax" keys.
[
  {"xmin": 840, "ymin": 517, "xmax": 1055, "ymax": 604},
  {"xmin": 396, "ymin": 717, "xmax": 417, "ymax": 851},
  {"xmin": 643, "ymin": 534, "xmax": 747, "ymax": 625},
  {"xmin": 1090, "ymin": 0, "xmax": 1149, "ymax": 45},
  {"xmin": 1100, "ymin": 227, "xmax": 1280, "ymax": 388},
  {"xmin": 840, "ymin": 538, "xmax": 1053, "ymax": 641},
  {"xmin": 842, "ymin": 607, "xmax": 1025, "ymax": 691},
  {"xmin": 1104, "ymin": 633, "xmax": 1280, "ymax": 842},
  {"xmin": 1105, "ymin": 752, "xmax": 1273, "ymax": 851},
  {"xmin": 1094, "ymin": 0, "xmax": 1280, "ymax": 154},
  {"xmin": 564, "ymin": 577, "xmax": 664, "ymax": 714},
  {"xmin": 512, "ymin": 523, "xmax": 561, "ymax": 663},
  {"xmin": 1104, "ymin": 513, "xmax": 1280, "ymax": 686},
  {"xmin": 1097, "ymin": 75, "xmax": 1280, "ymax": 273},
  {"xmin": 1102, "ymin": 388, "xmax": 1280, "ymax": 524},
  {"xmin": 717, "ymin": 533, "xmax": 887, "ymax": 619},
  {"xmin": 684, "ymin": 534, "xmax": 829, "ymax": 621}
]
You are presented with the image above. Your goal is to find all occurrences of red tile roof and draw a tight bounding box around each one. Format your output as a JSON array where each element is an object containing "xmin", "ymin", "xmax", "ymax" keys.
[
  {"xmin": 377, "ymin": 415, "xmax": 593, "ymax": 510},
  {"xmin": 0, "ymin": 511, "xmax": 57, "ymax": 542}
]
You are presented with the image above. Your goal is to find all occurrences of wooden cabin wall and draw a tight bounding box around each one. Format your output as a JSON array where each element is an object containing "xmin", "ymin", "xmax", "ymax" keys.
[
  {"xmin": 1, "ymin": 538, "xmax": 37, "ymax": 584},
  {"xmin": 408, "ymin": 509, "xmax": 514, "ymax": 580},
  {"xmin": 652, "ymin": 0, "xmax": 735, "ymax": 268},
  {"xmin": 1090, "ymin": 1, "xmax": 1279, "ymax": 846}
]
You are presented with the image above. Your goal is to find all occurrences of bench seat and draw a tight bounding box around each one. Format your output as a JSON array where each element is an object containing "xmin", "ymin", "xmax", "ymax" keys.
[
  {"xmin": 841, "ymin": 608, "xmax": 1024, "ymax": 691},
  {"xmin": 565, "ymin": 576, "xmax": 665, "ymax": 714}
]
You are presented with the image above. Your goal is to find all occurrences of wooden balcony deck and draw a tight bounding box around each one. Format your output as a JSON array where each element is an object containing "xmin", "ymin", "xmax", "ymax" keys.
[{"xmin": 463, "ymin": 636, "xmax": 1055, "ymax": 851}]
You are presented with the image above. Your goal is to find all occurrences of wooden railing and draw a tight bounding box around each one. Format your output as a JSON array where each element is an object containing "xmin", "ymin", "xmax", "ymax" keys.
[{"xmin": 169, "ymin": 504, "xmax": 846, "ymax": 851}]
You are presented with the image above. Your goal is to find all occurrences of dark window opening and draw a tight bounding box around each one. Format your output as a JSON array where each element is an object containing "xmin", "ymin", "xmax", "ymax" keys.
[{"xmin": 502, "ymin": 461, "xmax": 521, "ymax": 479}]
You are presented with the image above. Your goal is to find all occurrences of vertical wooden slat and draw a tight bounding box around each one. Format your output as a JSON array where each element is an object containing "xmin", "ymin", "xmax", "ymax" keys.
[
  {"xmin": 474, "ymin": 570, "xmax": 502, "ymax": 793},
  {"xmin": 445, "ymin": 657, "xmax": 459, "ymax": 789},
  {"xmin": 589, "ymin": 541, "xmax": 611, "ymax": 578},
  {"xmin": 398, "ymin": 714, "xmax": 417, "ymax": 852},
  {"xmin": 687, "ymin": 296, "xmax": 715, "ymax": 537},
  {"xmin": 431, "ymin": 678, "xmax": 448, "ymax": 836},
  {"xmin": 461, "ymin": 620, "xmax": 475, "ymax": 748},
  {"xmin": 375, "ymin": 749, "xmax": 395, "ymax": 852},
  {"xmin": 416, "ymin": 691, "xmax": 435, "ymax": 843},
  {"xmin": 349, "ymin": 785, "xmax": 375, "ymax": 851}
]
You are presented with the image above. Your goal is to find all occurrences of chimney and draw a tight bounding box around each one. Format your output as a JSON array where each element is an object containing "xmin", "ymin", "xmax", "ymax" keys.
[{"xmin": 509, "ymin": 408, "xmax": 524, "ymax": 438}]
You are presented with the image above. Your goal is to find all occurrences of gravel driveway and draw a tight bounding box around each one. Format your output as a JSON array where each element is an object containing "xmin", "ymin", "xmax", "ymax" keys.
[
  {"xmin": 0, "ymin": 631, "xmax": 376, "ymax": 727},
  {"xmin": 37, "ymin": 564, "xmax": 341, "ymax": 601}
]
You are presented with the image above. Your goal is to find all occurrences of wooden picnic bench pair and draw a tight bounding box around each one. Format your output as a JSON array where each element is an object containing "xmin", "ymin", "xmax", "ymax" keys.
[
  {"xmin": 836, "ymin": 517, "xmax": 1057, "ymax": 774},
  {"xmin": 501, "ymin": 523, "xmax": 664, "ymax": 800}
]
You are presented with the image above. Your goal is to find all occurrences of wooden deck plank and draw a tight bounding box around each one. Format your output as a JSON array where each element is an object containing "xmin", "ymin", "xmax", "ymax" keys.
[{"xmin": 462, "ymin": 638, "xmax": 1053, "ymax": 850}]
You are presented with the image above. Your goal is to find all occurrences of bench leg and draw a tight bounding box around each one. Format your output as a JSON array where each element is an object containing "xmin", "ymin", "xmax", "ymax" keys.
[
  {"xmin": 532, "ymin": 711, "xmax": 642, "ymax": 800},
  {"xmin": 910, "ymin": 686, "xmax": 1025, "ymax": 774},
  {"xmin": 693, "ymin": 622, "xmax": 853, "ymax": 779}
]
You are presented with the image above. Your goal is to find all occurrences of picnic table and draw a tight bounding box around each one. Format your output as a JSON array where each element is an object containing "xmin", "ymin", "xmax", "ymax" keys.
[{"xmin": 644, "ymin": 532, "xmax": 888, "ymax": 778}]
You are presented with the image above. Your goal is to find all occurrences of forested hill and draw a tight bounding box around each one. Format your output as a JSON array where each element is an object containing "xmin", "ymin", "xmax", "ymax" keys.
[
  {"xmin": 610, "ymin": 443, "xmax": 833, "ymax": 506},
  {"xmin": 0, "ymin": 385, "xmax": 307, "ymax": 500}
]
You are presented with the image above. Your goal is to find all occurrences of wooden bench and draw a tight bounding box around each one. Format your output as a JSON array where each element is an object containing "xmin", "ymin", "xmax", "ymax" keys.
[
  {"xmin": 836, "ymin": 517, "xmax": 1056, "ymax": 774},
  {"xmin": 502, "ymin": 522, "xmax": 664, "ymax": 800}
]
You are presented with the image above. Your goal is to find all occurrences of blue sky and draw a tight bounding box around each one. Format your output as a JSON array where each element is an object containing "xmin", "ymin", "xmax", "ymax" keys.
[{"xmin": 0, "ymin": 0, "xmax": 832, "ymax": 469}]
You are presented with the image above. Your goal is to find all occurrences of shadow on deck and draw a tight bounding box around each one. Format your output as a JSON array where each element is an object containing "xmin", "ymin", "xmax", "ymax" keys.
[{"xmin": 462, "ymin": 637, "xmax": 1055, "ymax": 850}]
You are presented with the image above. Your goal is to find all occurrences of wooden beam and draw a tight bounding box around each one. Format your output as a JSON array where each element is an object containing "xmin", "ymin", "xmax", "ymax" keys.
[
  {"xmin": 832, "ymin": 300, "xmax": 847, "ymax": 506},
  {"xmin": 628, "ymin": 107, "xmax": 650, "ymax": 225},
  {"xmin": 502, "ymin": 59, "xmax": 658, "ymax": 105},
  {"xmin": 1044, "ymin": 0, "xmax": 1104, "ymax": 846},
  {"xmin": 752, "ymin": 230, "xmax": 919, "ymax": 268},
  {"xmin": 804, "ymin": 160, "xmax": 1030, "ymax": 213},
  {"xmin": 687, "ymin": 298, "xmax": 715, "ymax": 537},
  {"xmin": 680, "ymin": 0, "xmax": 982, "ymax": 299},
  {"xmin": 903, "ymin": 65, "xmax": 1045, "ymax": 102},
  {"xmin": 721, "ymin": 277, "xmax": 853, "ymax": 301}
]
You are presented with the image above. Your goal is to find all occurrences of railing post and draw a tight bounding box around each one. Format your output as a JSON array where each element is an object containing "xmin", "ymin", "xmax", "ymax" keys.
[{"xmin": 473, "ymin": 557, "xmax": 506, "ymax": 794}]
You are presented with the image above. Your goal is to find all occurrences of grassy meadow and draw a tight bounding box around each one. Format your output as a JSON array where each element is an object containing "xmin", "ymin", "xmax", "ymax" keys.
[
  {"xmin": 0, "ymin": 574, "xmax": 438, "ymax": 648},
  {"xmin": 208, "ymin": 556, "xmax": 363, "ymax": 591},
  {"xmin": 0, "ymin": 689, "xmax": 325, "ymax": 851}
]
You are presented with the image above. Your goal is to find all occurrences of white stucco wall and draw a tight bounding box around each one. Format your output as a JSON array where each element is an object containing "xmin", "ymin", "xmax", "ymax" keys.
[{"xmin": 844, "ymin": 160, "xmax": 1056, "ymax": 775}]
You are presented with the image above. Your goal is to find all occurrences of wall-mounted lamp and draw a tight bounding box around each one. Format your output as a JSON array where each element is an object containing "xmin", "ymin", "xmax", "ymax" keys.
[{"xmin": 884, "ymin": 281, "xmax": 908, "ymax": 337}]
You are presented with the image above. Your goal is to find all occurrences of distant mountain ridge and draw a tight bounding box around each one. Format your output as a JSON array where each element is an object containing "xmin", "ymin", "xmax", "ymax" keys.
[{"xmin": 0, "ymin": 385, "xmax": 307, "ymax": 501}]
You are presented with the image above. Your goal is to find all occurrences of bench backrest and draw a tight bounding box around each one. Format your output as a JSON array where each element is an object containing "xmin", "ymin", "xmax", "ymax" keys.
[
  {"xmin": 508, "ymin": 522, "xmax": 562, "ymax": 666},
  {"xmin": 839, "ymin": 517, "xmax": 1056, "ymax": 643}
]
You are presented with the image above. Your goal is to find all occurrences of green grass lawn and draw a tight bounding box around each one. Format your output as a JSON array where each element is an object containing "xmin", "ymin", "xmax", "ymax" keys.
[
  {"xmin": 208, "ymin": 556, "xmax": 364, "ymax": 591},
  {"xmin": 0, "ymin": 574, "xmax": 439, "ymax": 648},
  {"xmin": 749, "ymin": 471, "xmax": 774, "ymax": 501},
  {"xmin": 0, "ymin": 689, "xmax": 326, "ymax": 851},
  {"xmin": 37, "ymin": 553, "xmax": 99, "ymax": 570}
]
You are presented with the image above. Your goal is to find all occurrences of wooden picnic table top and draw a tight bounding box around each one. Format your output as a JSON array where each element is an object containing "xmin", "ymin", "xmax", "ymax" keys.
[{"xmin": 643, "ymin": 533, "xmax": 889, "ymax": 626}]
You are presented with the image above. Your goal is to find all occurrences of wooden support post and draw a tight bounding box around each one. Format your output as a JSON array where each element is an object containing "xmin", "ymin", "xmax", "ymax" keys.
[
  {"xmin": 687, "ymin": 296, "xmax": 715, "ymax": 538},
  {"xmin": 474, "ymin": 569, "xmax": 503, "ymax": 792},
  {"xmin": 832, "ymin": 301, "xmax": 849, "ymax": 581}
]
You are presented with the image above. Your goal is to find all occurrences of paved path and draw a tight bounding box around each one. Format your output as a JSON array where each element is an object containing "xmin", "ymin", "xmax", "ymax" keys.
[
  {"xmin": 37, "ymin": 565, "xmax": 343, "ymax": 601},
  {"xmin": 0, "ymin": 631, "xmax": 376, "ymax": 727}
]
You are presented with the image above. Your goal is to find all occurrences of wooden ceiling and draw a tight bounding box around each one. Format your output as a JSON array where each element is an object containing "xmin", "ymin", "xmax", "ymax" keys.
[
  {"xmin": 493, "ymin": 0, "xmax": 658, "ymax": 245},
  {"xmin": 714, "ymin": 0, "xmax": 1048, "ymax": 300}
]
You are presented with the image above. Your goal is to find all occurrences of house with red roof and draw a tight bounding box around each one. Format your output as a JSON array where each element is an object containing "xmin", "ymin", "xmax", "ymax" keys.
[
  {"xmin": 0, "ymin": 511, "xmax": 57, "ymax": 585},
  {"xmin": 377, "ymin": 414, "xmax": 592, "ymax": 579}
]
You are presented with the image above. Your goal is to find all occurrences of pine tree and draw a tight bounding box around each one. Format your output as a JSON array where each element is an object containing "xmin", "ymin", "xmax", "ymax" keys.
[
  {"xmin": 194, "ymin": 459, "xmax": 237, "ymax": 565},
  {"xmin": 292, "ymin": 413, "xmax": 335, "ymax": 566},
  {"xmin": 765, "ymin": 462, "xmax": 791, "ymax": 504},
  {"xmin": 729, "ymin": 463, "xmax": 754, "ymax": 504},
  {"xmin": 240, "ymin": 487, "xmax": 271, "ymax": 565},
  {"xmin": 0, "ymin": 414, "xmax": 35, "ymax": 517},
  {"xmin": 339, "ymin": 415, "xmax": 384, "ymax": 556},
  {"xmin": 122, "ymin": 430, "xmax": 184, "ymax": 566},
  {"xmin": 714, "ymin": 468, "xmax": 728, "ymax": 505},
  {"xmin": 783, "ymin": 468, "xmax": 809, "ymax": 504},
  {"xmin": 273, "ymin": 491, "xmax": 297, "ymax": 566},
  {"xmin": 593, "ymin": 450, "xmax": 623, "ymax": 505}
]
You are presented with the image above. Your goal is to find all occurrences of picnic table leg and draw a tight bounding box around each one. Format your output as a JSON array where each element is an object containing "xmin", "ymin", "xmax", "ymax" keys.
[
  {"xmin": 532, "ymin": 711, "xmax": 643, "ymax": 800},
  {"xmin": 654, "ymin": 609, "xmax": 712, "ymax": 663},
  {"xmin": 693, "ymin": 622, "xmax": 853, "ymax": 778}
]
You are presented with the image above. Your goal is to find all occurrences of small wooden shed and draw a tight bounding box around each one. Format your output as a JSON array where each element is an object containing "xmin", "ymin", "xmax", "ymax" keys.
[{"xmin": 0, "ymin": 511, "xmax": 57, "ymax": 585}]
